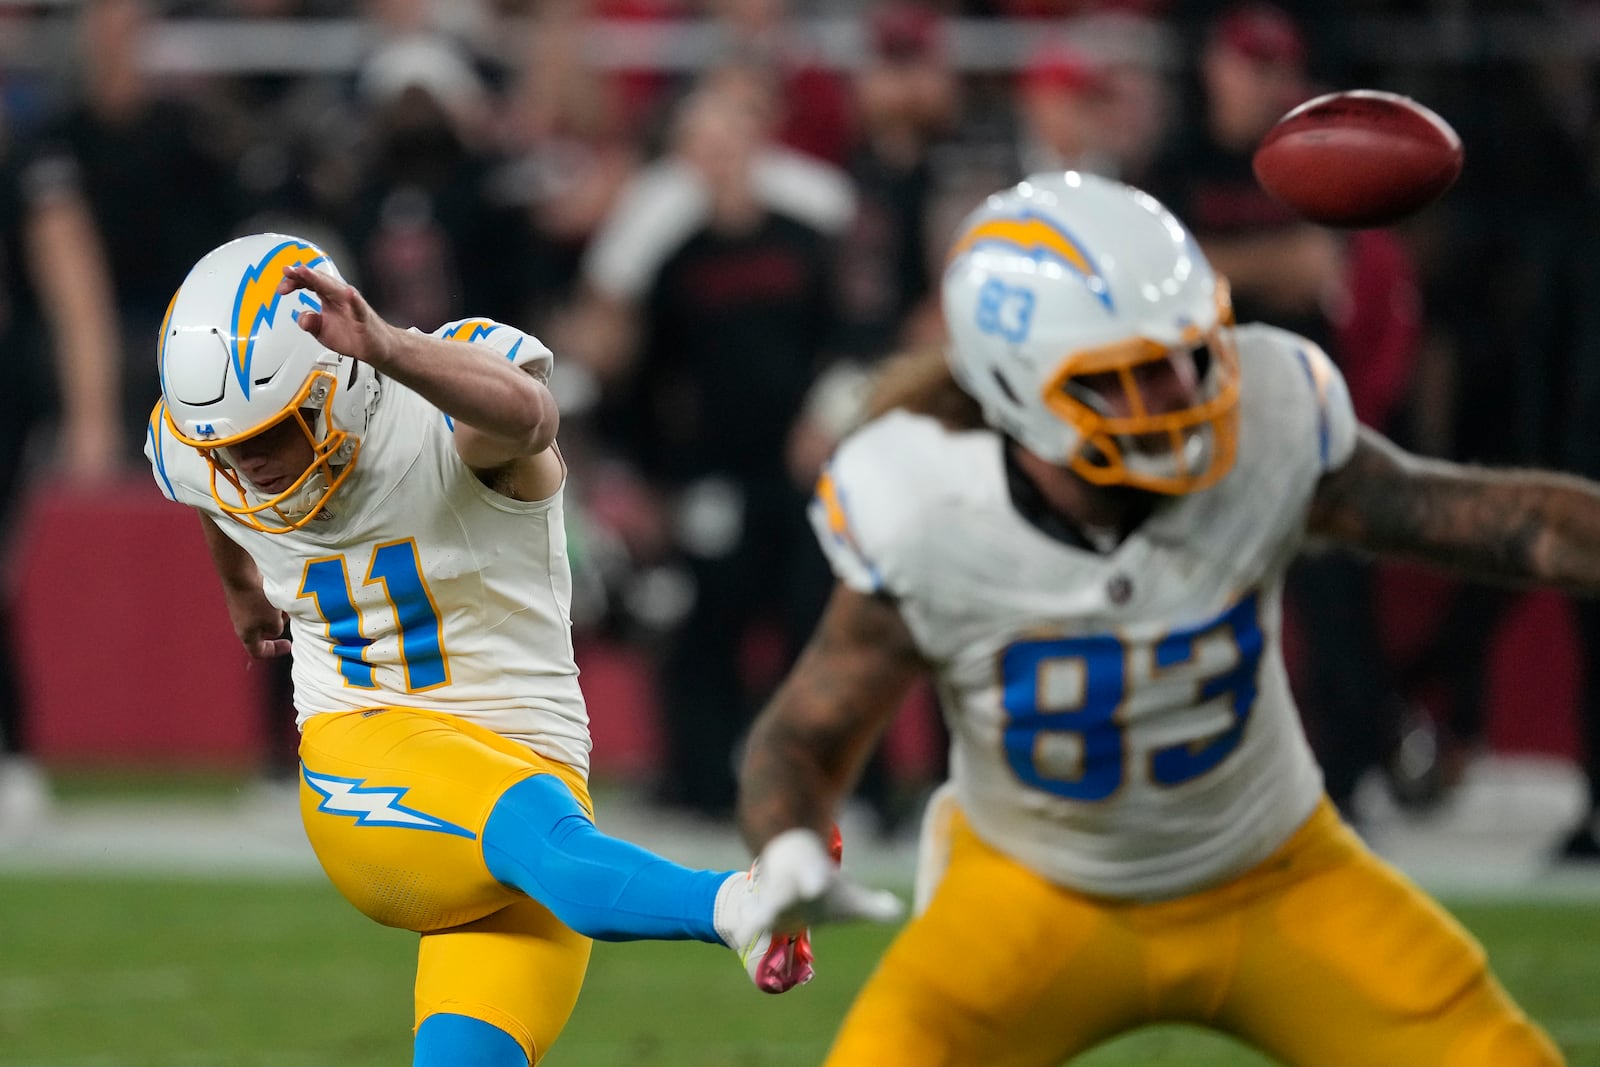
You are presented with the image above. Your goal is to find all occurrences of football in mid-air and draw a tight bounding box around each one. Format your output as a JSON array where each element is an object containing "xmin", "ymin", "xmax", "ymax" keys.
[{"xmin": 1252, "ymin": 89, "xmax": 1464, "ymax": 228}]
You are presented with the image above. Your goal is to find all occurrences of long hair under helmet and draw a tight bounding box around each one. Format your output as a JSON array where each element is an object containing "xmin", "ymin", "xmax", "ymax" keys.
[
  {"xmin": 941, "ymin": 171, "xmax": 1240, "ymax": 494},
  {"xmin": 158, "ymin": 233, "xmax": 381, "ymax": 533}
]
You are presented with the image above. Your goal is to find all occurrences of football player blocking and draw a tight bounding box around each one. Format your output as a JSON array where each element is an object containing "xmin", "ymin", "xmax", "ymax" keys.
[
  {"xmin": 736, "ymin": 173, "xmax": 1570, "ymax": 1066},
  {"xmin": 143, "ymin": 235, "xmax": 899, "ymax": 1066}
]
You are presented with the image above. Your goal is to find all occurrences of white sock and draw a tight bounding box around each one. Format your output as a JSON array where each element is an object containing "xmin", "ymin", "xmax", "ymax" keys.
[{"xmin": 711, "ymin": 870, "xmax": 754, "ymax": 951}]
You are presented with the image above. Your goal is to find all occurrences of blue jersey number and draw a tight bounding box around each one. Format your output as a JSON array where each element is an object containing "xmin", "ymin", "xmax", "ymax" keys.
[
  {"xmin": 297, "ymin": 539, "xmax": 450, "ymax": 692},
  {"xmin": 1000, "ymin": 593, "xmax": 1263, "ymax": 801}
]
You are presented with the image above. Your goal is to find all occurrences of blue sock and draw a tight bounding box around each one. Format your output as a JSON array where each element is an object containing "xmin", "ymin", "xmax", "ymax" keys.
[
  {"xmin": 482, "ymin": 773, "xmax": 732, "ymax": 943},
  {"xmin": 414, "ymin": 1013, "xmax": 526, "ymax": 1067}
]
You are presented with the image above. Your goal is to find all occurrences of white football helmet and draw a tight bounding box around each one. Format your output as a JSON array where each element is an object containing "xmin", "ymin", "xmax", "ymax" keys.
[
  {"xmin": 158, "ymin": 233, "xmax": 381, "ymax": 532},
  {"xmin": 942, "ymin": 171, "xmax": 1240, "ymax": 495}
]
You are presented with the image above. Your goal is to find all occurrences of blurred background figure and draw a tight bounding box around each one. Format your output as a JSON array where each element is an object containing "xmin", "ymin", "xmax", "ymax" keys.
[
  {"xmin": 573, "ymin": 70, "xmax": 852, "ymax": 819},
  {"xmin": 1412, "ymin": 56, "xmax": 1600, "ymax": 861},
  {"xmin": 0, "ymin": 128, "xmax": 69, "ymax": 835},
  {"xmin": 1149, "ymin": 1, "xmax": 1333, "ymax": 345},
  {"xmin": 346, "ymin": 33, "xmax": 532, "ymax": 327},
  {"xmin": 706, "ymin": 0, "xmax": 854, "ymax": 166},
  {"xmin": 1552, "ymin": 209, "xmax": 1600, "ymax": 858},
  {"xmin": 1013, "ymin": 43, "xmax": 1114, "ymax": 178},
  {"xmin": 1, "ymin": 0, "xmax": 197, "ymax": 832},
  {"xmin": 211, "ymin": 0, "xmax": 360, "ymax": 241},
  {"xmin": 1092, "ymin": 38, "xmax": 1172, "ymax": 187},
  {"xmin": 14, "ymin": 0, "xmax": 238, "ymax": 453},
  {"xmin": 829, "ymin": 1, "xmax": 957, "ymax": 368},
  {"xmin": 492, "ymin": 0, "xmax": 648, "ymax": 331}
]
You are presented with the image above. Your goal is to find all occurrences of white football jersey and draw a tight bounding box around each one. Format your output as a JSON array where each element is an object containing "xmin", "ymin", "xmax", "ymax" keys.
[
  {"xmin": 145, "ymin": 319, "xmax": 591, "ymax": 774},
  {"xmin": 812, "ymin": 324, "xmax": 1358, "ymax": 900}
]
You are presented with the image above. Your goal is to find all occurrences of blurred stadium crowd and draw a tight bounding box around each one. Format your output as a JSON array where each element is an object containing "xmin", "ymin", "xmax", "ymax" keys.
[{"xmin": 3, "ymin": 0, "xmax": 1600, "ymax": 852}]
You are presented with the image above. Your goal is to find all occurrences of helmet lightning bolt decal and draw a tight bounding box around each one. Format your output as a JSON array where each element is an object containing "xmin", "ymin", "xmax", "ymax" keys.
[
  {"xmin": 302, "ymin": 769, "xmax": 476, "ymax": 838},
  {"xmin": 230, "ymin": 239, "xmax": 328, "ymax": 399},
  {"xmin": 947, "ymin": 212, "xmax": 1114, "ymax": 310}
]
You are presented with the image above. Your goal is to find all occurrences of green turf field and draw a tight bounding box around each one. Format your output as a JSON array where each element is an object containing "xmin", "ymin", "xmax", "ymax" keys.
[{"xmin": 2, "ymin": 876, "xmax": 1597, "ymax": 1066}]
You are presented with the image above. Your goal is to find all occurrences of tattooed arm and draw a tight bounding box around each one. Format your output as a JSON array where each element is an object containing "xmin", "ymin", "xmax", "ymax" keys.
[
  {"xmin": 737, "ymin": 583, "xmax": 929, "ymax": 853},
  {"xmin": 1307, "ymin": 426, "xmax": 1600, "ymax": 591}
]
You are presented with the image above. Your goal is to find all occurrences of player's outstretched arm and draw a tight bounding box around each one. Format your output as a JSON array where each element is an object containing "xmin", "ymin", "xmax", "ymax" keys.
[
  {"xmin": 740, "ymin": 584, "xmax": 926, "ymax": 846},
  {"xmin": 1308, "ymin": 425, "xmax": 1600, "ymax": 592},
  {"xmin": 734, "ymin": 584, "xmax": 925, "ymax": 940},
  {"xmin": 276, "ymin": 263, "xmax": 557, "ymax": 468}
]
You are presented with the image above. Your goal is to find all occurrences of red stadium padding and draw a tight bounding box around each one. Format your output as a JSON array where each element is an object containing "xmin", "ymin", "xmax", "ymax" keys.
[{"xmin": 10, "ymin": 480, "xmax": 268, "ymax": 767}]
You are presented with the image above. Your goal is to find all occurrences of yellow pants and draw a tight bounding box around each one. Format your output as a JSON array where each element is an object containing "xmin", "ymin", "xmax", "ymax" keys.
[
  {"xmin": 827, "ymin": 799, "xmax": 1563, "ymax": 1067},
  {"xmin": 299, "ymin": 708, "xmax": 593, "ymax": 1064}
]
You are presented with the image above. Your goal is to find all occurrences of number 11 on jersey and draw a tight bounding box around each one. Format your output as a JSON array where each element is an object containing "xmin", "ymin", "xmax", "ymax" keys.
[{"xmin": 298, "ymin": 538, "xmax": 451, "ymax": 693}]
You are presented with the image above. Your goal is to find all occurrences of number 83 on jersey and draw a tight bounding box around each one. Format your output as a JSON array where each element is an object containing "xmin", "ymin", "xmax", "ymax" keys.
[{"xmin": 999, "ymin": 593, "xmax": 1264, "ymax": 801}]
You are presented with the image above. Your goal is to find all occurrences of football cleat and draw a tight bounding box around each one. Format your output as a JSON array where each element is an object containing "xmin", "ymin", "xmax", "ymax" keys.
[
  {"xmin": 744, "ymin": 825, "xmax": 843, "ymax": 994},
  {"xmin": 746, "ymin": 925, "xmax": 816, "ymax": 994},
  {"xmin": 720, "ymin": 825, "xmax": 845, "ymax": 994}
]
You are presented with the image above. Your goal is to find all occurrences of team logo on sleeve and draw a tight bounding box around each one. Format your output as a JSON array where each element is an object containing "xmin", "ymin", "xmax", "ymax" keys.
[
  {"xmin": 230, "ymin": 239, "xmax": 327, "ymax": 398},
  {"xmin": 437, "ymin": 318, "xmax": 524, "ymax": 376},
  {"xmin": 439, "ymin": 319, "xmax": 500, "ymax": 343},
  {"xmin": 947, "ymin": 212, "xmax": 1113, "ymax": 311}
]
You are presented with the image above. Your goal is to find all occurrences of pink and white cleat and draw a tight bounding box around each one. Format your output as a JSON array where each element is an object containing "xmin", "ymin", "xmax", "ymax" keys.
[
  {"xmin": 722, "ymin": 825, "xmax": 845, "ymax": 994},
  {"xmin": 749, "ymin": 927, "xmax": 817, "ymax": 994}
]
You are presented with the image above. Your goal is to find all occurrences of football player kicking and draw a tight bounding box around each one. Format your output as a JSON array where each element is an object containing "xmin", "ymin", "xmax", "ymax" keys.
[
  {"xmin": 143, "ymin": 234, "xmax": 899, "ymax": 1066},
  {"xmin": 733, "ymin": 172, "xmax": 1567, "ymax": 1066}
]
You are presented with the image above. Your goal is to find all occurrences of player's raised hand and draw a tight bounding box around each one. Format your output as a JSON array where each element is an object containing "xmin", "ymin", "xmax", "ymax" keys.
[
  {"xmin": 734, "ymin": 828, "xmax": 904, "ymax": 951},
  {"xmin": 277, "ymin": 261, "xmax": 395, "ymax": 369}
]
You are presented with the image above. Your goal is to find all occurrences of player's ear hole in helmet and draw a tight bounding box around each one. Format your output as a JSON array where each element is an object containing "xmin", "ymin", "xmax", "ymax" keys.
[
  {"xmin": 941, "ymin": 171, "xmax": 1241, "ymax": 495},
  {"xmin": 157, "ymin": 233, "xmax": 381, "ymax": 533}
]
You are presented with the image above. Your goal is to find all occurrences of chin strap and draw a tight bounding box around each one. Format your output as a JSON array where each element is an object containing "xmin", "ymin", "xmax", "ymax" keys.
[{"xmin": 360, "ymin": 373, "xmax": 383, "ymax": 420}]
